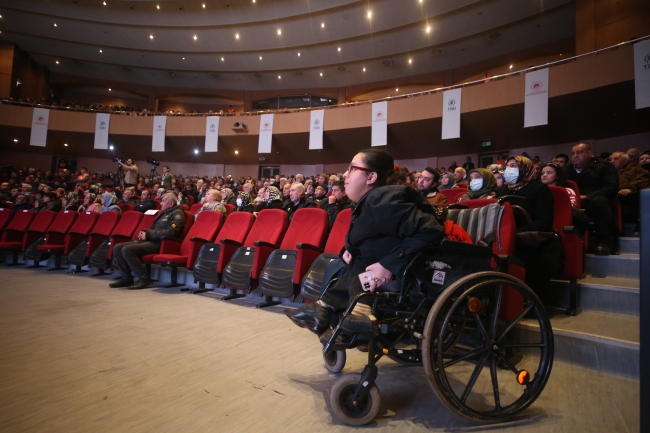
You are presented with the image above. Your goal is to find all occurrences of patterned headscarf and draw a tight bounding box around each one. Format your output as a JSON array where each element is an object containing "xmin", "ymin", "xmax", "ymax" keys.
[
  {"xmin": 221, "ymin": 188, "xmax": 234, "ymax": 201},
  {"xmin": 466, "ymin": 168, "xmax": 497, "ymax": 199},
  {"xmin": 238, "ymin": 192, "xmax": 252, "ymax": 207},
  {"xmin": 266, "ymin": 186, "xmax": 281, "ymax": 202},
  {"xmin": 439, "ymin": 172, "xmax": 456, "ymax": 190},
  {"xmin": 506, "ymin": 156, "xmax": 535, "ymax": 191}
]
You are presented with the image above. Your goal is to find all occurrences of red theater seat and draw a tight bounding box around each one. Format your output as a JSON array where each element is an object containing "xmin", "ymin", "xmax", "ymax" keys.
[
  {"xmin": 0, "ymin": 209, "xmax": 54, "ymax": 265},
  {"xmin": 37, "ymin": 211, "xmax": 99, "ymax": 270}
]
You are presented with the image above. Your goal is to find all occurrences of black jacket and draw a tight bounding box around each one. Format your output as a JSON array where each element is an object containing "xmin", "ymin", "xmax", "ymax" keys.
[
  {"xmin": 319, "ymin": 197, "xmax": 353, "ymax": 229},
  {"xmin": 283, "ymin": 197, "xmax": 317, "ymax": 222},
  {"xmin": 144, "ymin": 205, "xmax": 185, "ymax": 243},
  {"xmin": 496, "ymin": 182, "xmax": 554, "ymax": 232},
  {"xmin": 255, "ymin": 199, "xmax": 283, "ymax": 212},
  {"xmin": 565, "ymin": 158, "xmax": 619, "ymax": 200},
  {"xmin": 134, "ymin": 198, "xmax": 157, "ymax": 213},
  {"xmin": 346, "ymin": 185, "xmax": 444, "ymax": 278}
]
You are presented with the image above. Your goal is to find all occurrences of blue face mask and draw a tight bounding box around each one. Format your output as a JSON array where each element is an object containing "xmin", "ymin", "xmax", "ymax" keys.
[
  {"xmin": 504, "ymin": 167, "xmax": 520, "ymax": 184},
  {"xmin": 469, "ymin": 179, "xmax": 483, "ymax": 191}
]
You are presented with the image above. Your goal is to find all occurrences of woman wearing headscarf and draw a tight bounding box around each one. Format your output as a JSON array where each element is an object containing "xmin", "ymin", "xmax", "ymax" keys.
[
  {"xmin": 235, "ymin": 191, "xmax": 254, "ymax": 213},
  {"xmin": 62, "ymin": 192, "xmax": 79, "ymax": 211},
  {"xmin": 221, "ymin": 188, "xmax": 237, "ymax": 206},
  {"xmin": 496, "ymin": 155, "xmax": 560, "ymax": 294},
  {"xmin": 100, "ymin": 192, "xmax": 122, "ymax": 214},
  {"xmin": 438, "ymin": 172, "xmax": 456, "ymax": 190},
  {"xmin": 457, "ymin": 168, "xmax": 497, "ymax": 201},
  {"xmin": 254, "ymin": 186, "xmax": 283, "ymax": 216},
  {"xmin": 78, "ymin": 193, "xmax": 101, "ymax": 213}
]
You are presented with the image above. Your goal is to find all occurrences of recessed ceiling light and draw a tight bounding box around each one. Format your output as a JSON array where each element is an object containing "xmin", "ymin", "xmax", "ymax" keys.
[
  {"xmin": 221, "ymin": 57, "xmax": 224, "ymax": 61},
  {"xmin": 396, "ymin": 88, "xmax": 399, "ymax": 92},
  {"xmin": 157, "ymin": 5, "xmax": 160, "ymax": 9},
  {"xmin": 252, "ymin": 0, "xmax": 255, "ymax": 3},
  {"xmin": 363, "ymin": 67, "xmax": 366, "ymax": 72},
  {"xmin": 235, "ymin": 150, "xmax": 239, "ymax": 154},
  {"xmin": 54, "ymin": 23, "xmax": 57, "ymax": 27},
  {"xmin": 320, "ymin": 72, "xmax": 323, "ymax": 76},
  {"xmin": 277, "ymin": 29, "xmax": 282, "ymax": 35},
  {"xmin": 409, "ymin": 59, "xmax": 412, "ymax": 64},
  {"xmin": 337, "ymin": 47, "xmax": 341, "ymax": 52},
  {"xmin": 419, "ymin": 0, "xmax": 423, "ymax": 3},
  {"xmin": 99, "ymin": 49, "xmax": 102, "ymax": 53},
  {"xmin": 64, "ymin": 143, "xmax": 68, "ymax": 147},
  {"xmin": 426, "ymin": 26, "xmax": 431, "ymax": 33},
  {"xmin": 103, "ymin": 1, "xmax": 107, "ymax": 5},
  {"xmin": 235, "ymin": 33, "xmax": 239, "ymax": 39},
  {"xmin": 321, "ymin": 23, "xmax": 325, "ymax": 28},
  {"xmin": 509, "ymin": 64, "xmax": 513, "ymax": 69},
  {"xmin": 202, "ymin": 3, "xmax": 205, "ymax": 8},
  {"xmin": 109, "ymin": 145, "xmax": 114, "ymax": 150},
  {"xmin": 182, "ymin": 57, "xmax": 185, "ymax": 60},
  {"xmin": 150, "ymin": 35, "xmax": 154, "ymax": 39},
  {"xmin": 260, "ymin": 56, "xmax": 263, "ymax": 60},
  {"xmin": 194, "ymin": 149, "xmax": 199, "ymax": 154},
  {"xmin": 278, "ymin": 75, "xmax": 281, "ymax": 79},
  {"xmin": 297, "ymin": 52, "xmax": 301, "ymax": 56},
  {"xmin": 108, "ymin": 88, "xmax": 112, "ymax": 91},
  {"xmin": 193, "ymin": 35, "xmax": 197, "ymax": 40},
  {"xmin": 367, "ymin": 11, "xmax": 372, "ymax": 18},
  {"xmin": 13, "ymin": 139, "xmax": 18, "ymax": 142},
  {"xmin": 55, "ymin": 60, "xmax": 59, "ymax": 64}
]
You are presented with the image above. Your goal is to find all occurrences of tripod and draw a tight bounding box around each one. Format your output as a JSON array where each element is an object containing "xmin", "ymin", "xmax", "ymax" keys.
[
  {"xmin": 115, "ymin": 163, "xmax": 124, "ymax": 187},
  {"xmin": 150, "ymin": 165, "xmax": 160, "ymax": 181}
]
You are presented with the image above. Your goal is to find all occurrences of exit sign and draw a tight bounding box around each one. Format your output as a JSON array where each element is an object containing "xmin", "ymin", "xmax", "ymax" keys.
[
  {"xmin": 259, "ymin": 157, "xmax": 266, "ymax": 161},
  {"xmin": 482, "ymin": 141, "xmax": 492, "ymax": 147}
]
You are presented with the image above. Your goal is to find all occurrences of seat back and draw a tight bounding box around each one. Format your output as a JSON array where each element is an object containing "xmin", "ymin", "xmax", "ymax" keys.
[
  {"xmin": 69, "ymin": 211, "xmax": 100, "ymax": 236},
  {"xmin": 456, "ymin": 198, "xmax": 498, "ymax": 209},
  {"xmin": 0, "ymin": 207, "xmax": 13, "ymax": 231},
  {"xmin": 280, "ymin": 208, "xmax": 328, "ymax": 250},
  {"xmin": 440, "ymin": 189, "xmax": 466, "ymax": 203},
  {"xmin": 187, "ymin": 195, "xmax": 195, "ymax": 206},
  {"xmin": 112, "ymin": 211, "xmax": 143, "ymax": 238},
  {"xmin": 27, "ymin": 209, "xmax": 57, "ymax": 233},
  {"xmin": 120, "ymin": 204, "xmax": 135, "ymax": 213},
  {"xmin": 181, "ymin": 210, "xmax": 194, "ymax": 239},
  {"xmin": 1, "ymin": 209, "xmax": 34, "ymax": 241},
  {"xmin": 324, "ymin": 208, "xmax": 352, "ymax": 253},
  {"xmin": 243, "ymin": 209, "xmax": 288, "ymax": 247},
  {"xmin": 179, "ymin": 211, "xmax": 223, "ymax": 267},
  {"xmin": 47, "ymin": 210, "xmax": 78, "ymax": 234},
  {"xmin": 190, "ymin": 203, "xmax": 203, "ymax": 214},
  {"xmin": 132, "ymin": 211, "xmax": 159, "ymax": 240},
  {"xmin": 217, "ymin": 211, "xmax": 254, "ymax": 244},
  {"xmin": 92, "ymin": 212, "xmax": 121, "ymax": 237},
  {"xmin": 566, "ymin": 180, "xmax": 581, "ymax": 208},
  {"xmin": 224, "ymin": 204, "xmax": 235, "ymax": 216},
  {"xmin": 549, "ymin": 187, "xmax": 573, "ymax": 232}
]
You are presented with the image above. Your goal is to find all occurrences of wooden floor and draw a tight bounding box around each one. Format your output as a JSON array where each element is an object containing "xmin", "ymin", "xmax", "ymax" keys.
[{"xmin": 0, "ymin": 267, "xmax": 639, "ymax": 433}]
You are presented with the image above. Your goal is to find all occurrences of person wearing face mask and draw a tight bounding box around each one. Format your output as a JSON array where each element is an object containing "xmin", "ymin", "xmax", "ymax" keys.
[
  {"xmin": 457, "ymin": 168, "xmax": 497, "ymax": 202},
  {"xmin": 235, "ymin": 191, "xmax": 255, "ymax": 213},
  {"xmin": 496, "ymin": 155, "xmax": 560, "ymax": 294}
]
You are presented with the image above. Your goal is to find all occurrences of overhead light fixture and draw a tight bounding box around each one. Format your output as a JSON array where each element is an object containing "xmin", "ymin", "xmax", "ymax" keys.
[
  {"xmin": 108, "ymin": 88, "xmax": 112, "ymax": 91},
  {"xmin": 55, "ymin": 60, "xmax": 59, "ymax": 64},
  {"xmin": 64, "ymin": 143, "xmax": 68, "ymax": 147},
  {"xmin": 396, "ymin": 88, "xmax": 399, "ymax": 92},
  {"xmin": 426, "ymin": 26, "xmax": 431, "ymax": 33},
  {"xmin": 54, "ymin": 23, "xmax": 57, "ymax": 27},
  {"xmin": 103, "ymin": 1, "xmax": 107, "ymax": 5},
  {"xmin": 150, "ymin": 35, "xmax": 154, "ymax": 39},
  {"xmin": 337, "ymin": 47, "xmax": 341, "ymax": 52},
  {"xmin": 182, "ymin": 57, "xmax": 185, "ymax": 60},
  {"xmin": 278, "ymin": 75, "xmax": 281, "ymax": 79},
  {"xmin": 321, "ymin": 23, "xmax": 325, "ymax": 28},
  {"xmin": 194, "ymin": 149, "xmax": 199, "ymax": 154},
  {"xmin": 99, "ymin": 49, "xmax": 103, "ymax": 53},
  {"xmin": 13, "ymin": 139, "xmax": 18, "ymax": 142},
  {"xmin": 235, "ymin": 33, "xmax": 239, "ymax": 39},
  {"xmin": 320, "ymin": 72, "xmax": 323, "ymax": 76},
  {"xmin": 221, "ymin": 57, "xmax": 224, "ymax": 61},
  {"xmin": 157, "ymin": 5, "xmax": 160, "ymax": 9},
  {"xmin": 277, "ymin": 29, "xmax": 282, "ymax": 35},
  {"xmin": 202, "ymin": 3, "xmax": 205, "ymax": 8},
  {"xmin": 409, "ymin": 59, "xmax": 412, "ymax": 64},
  {"xmin": 193, "ymin": 35, "xmax": 197, "ymax": 40},
  {"xmin": 235, "ymin": 150, "xmax": 239, "ymax": 154},
  {"xmin": 363, "ymin": 67, "xmax": 366, "ymax": 72},
  {"xmin": 297, "ymin": 52, "xmax": 300, "ymax": 56},
  {"xmin": 367, "ymin": 11, "xmax": 372, "ymax": 18},
  {"xmin": 259, "ymin": 56, "xmax": 263, "ymax": 60},
  {"xmin": 509, "ymin": 64, "xmax": 513, "ymax": 69}
]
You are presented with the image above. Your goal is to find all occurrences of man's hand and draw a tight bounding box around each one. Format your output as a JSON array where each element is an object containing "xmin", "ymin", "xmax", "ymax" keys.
[
  {"xmin": 137, "ymin": 231, "xmax": 146, "ymax": 241},
  {"xmin": 365, "ymin": 262, "xmax": 393, "ymax": 287},
  {"xmin": 328, "ymin": 195, "xmax": 337, "ymax": 204},
  {"xmin": 618, "ymin": 188, "xmax": 633, "ymax": 197},
  {"xmin": 342, "ymin": 250, "xmax": 352, "ymax": 264}
]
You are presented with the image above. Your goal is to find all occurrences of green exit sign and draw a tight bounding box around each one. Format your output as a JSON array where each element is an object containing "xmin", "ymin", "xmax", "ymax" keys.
[
  {"xmin": 259, "ymin": 157, "xmax": 266, "ymax": 161},
  {"xmin": 482, "ymin": 141, "xmax": 492, "ymax": 147}
]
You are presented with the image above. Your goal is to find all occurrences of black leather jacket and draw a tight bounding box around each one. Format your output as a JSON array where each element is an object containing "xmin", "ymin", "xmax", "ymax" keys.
[
  {"xmin": 144, "ymin": 205, "xmax": 185, "ymax": 242},
  {"xmin": 565, "ymin": 158, "xmax": 619, "ymax": 200}
]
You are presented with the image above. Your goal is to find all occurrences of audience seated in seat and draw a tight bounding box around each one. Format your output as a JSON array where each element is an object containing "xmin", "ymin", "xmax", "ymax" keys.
[
  {"xmin": 609, "ymin": 151, "xmax": 650, "ymax": 222},
  {"xmin": 541, "ymin": 163, "xmax": 576, "ymax": 208},
  {"xmin": 458, "ymin": 169, "xmax": 497, "ymax": 202},
  {"xmin": 195, "ymin": 189, "xmax": 227, "ymax": 220},
  {"xmin": 319, "ymin": 181, "xmax": 353, "ymax": 229},
  {"xmin": 254, "ymin": 186, "xmax": 284, "ymax": 216},
  {"xmin": 439, "ymin": 172, "xmax": 456, "ymax": 190},
  {"xmin": 100, "ymin": 192, "xmax": 122, "ymax": 214},
  {"xmin": 234, "ymin": 191, "xmax": 255, "ymax": 213},
  {"xmin": 415, "ymin": 168, "xmax": 448, "ymax": 210},
  {"xmin": 283, "ymin": 182, "xmax": 316, "ymax": 222},
  {"xmin": 134, "ymin": 189, "xmax": 156, "ymax": 213}
]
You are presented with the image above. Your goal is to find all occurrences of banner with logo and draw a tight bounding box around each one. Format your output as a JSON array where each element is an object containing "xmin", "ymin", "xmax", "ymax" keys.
[
  {"xmin": 94, "ymin": 113, "xmax": 110, "ymax": 149},
  {"xmin": 205, "ymin": 116, "xmax": 220, "ymax": 152},
  {"xmin": 152, "ymin": 115, "xmax": 166, "ymax": 152},
  {"xmin": 634, "ymin": 39, "xmax": 650, "ymax": 110},
  {"xmin": 30, "ymin": 108, "xmax": 49, "ymax": 147},
  {"xmin": 258, "ymin": 114, "xmax": 274, "ymax": 153},
  {"xmin": 371, "ymin": 101, "xmax": 388, "ymax": 147},
  {"xmin": 309, "ymin": 110, "xmax": 325, "ymax": 150},
  {"xmin": 441, "ymin": 89, "xmax": 461, "ymax": 139},
  {"xmin": 524, "ymin": 68, "xmax": 549, "ymax": 127}
]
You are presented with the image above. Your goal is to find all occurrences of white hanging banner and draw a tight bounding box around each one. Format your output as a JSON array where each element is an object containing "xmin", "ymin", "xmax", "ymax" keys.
[
  {"xmin": 309, "ymin": 110, "xmax": 325, "ymax": 150},
  {"xmin": 94, "ymin": 113, "xmax": 110, "ymax": 149},
  {"xmin": 524, "ymin": 68, "xmax": 549, "ymax": 127},
  {"xmin": 371, "ymin": 101, "xmax": 388, "ymax": 147},
  {"xmin": 441, "ymin": 89, "xmax": 462, "ymax": 139},
  {"xmin": 258, "ymin": 114, "xmax": 274, "ymax": 153},
  {"xmin": 634, "ymin": 39, "xmax": 650, "ymax": 110},
  {"xmin": 30, "ymin": 108, "xmax": 49, "ymax": 147},
  {"xmin": 205, "ymin": 116, "xmax": 220, "ymax": 152},
  {"xmin": 152, "ymin": 116, "xmax": 166, "ymax": 152}
]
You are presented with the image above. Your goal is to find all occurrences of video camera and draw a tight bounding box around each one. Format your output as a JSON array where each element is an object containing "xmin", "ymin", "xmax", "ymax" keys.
[
  {"xmin": 146, "ymin": 157, "xmax": 160, "ymax": 167},
  {"xmin": 112, "ymin": 156, "xmax": 123, "ymax": 163}
]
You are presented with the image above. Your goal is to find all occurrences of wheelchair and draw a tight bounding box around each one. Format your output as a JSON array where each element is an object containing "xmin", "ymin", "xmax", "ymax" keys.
[{"xmin": 318, "ymin": 239, "xmax": 554, "ymax": 425}]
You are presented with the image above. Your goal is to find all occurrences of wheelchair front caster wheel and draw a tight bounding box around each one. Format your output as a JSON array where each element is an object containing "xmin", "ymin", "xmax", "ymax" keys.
[
  {"xmin": 330, "ymin": 373, "xmax": 381, "ymax": 426},
  {"xmin": 323, "ymin": 350, "xmax": 346, "ymax": 373}
]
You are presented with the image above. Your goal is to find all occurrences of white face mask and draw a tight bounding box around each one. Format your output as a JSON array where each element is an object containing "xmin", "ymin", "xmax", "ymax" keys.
[
  {"xmin": 504, "ymin": 167, "xmax": 520, "ymax": 184},
  {"xmin": 469, "ymin": 178, "xmax": 484, "ymax": 191},
  {"xmin": 236, "ymin": 198, "xmax": 243, "ymax": 207}
]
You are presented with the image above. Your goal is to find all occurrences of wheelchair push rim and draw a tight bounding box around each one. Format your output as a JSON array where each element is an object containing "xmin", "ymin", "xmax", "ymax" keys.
[{"xmin": 422, "ymin": 271, "xmax": 554, "ymax": 423}]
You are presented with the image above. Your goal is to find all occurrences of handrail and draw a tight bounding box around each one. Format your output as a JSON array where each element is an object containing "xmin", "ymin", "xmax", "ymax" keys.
[{"xmin": 2, "ymin": 35, "xmax": 648, "ymax": 118}]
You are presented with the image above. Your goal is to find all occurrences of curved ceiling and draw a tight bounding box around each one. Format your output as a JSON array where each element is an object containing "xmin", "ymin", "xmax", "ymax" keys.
[{"xmin": 0, "ymin": 0, "xmax": 574, "ymax": 91}]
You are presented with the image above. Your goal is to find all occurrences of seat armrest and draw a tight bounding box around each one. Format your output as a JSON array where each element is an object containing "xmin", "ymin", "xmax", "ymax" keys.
[
  {"xmin": 160, "ymin": 236, "xmax": 183, "ymax": 243},
  {"xmin": 496, "ymin": 253, "xmax": 525, "ymax": 269},
  {"xmin": 447, "ymin": 203, "xmax": 468, "ymax": 210},
  {"xmin": 190, "ymin": 236, "xmax": 211, "ymax": 243},
  {"xmin": 254, "ymin": 240, "xmax": 279, "ymax": 249},
  {"xmin": 88, "ymin": 232, "xmax": 109, "ymax": 237},
  {"xmin": 110, "ymin": 234, "xmax": 131, "ymax": 242},
  {"xmin": 497, "ymin": 195, "xmax": 527, "ymax": 205},
  {"xmin": 296, "ymin": 243, "xmax": 324, "ymax": 253},
  {"xmin": 68, "ymin": 231, "xmax": 87, "ymax": 237},
  {"xmin": 47, "ymin": 230, "xmax": 67, "ymax": 236},
  {"xmin": 221, "ymin": 238, "xmax": 243, "ymax": 247}
]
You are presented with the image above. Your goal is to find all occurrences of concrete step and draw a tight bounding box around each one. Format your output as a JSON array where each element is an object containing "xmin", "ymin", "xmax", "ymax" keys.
[
  {"xmin": 544, "ymin": 276, "xmax": 640, "ymax": 316},
  {"xmin": 584, "ymin": 253, "xmax": 639, "ymax": 279},
  {"xmin": 518, "ymin": 309, "xmax": 639, "ymax": 379},
  {"xmin": 619, "ymin": 236, "xmax": 640, "ymax": 254}
]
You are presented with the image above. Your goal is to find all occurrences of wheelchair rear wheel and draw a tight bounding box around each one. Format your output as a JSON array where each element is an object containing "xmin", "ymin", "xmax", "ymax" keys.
[{"xmin": 422, "ymin": 271, "xmax": 553, "ymax": 423}]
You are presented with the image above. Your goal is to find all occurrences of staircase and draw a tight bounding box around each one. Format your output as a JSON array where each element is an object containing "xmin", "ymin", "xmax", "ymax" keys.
[{"xmin": 518, "ymin": 234, "xmax": 640, "ymax": 379}]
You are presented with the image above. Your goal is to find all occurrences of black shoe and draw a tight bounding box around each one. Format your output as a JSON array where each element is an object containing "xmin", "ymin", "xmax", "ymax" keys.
[
  {"xmin": 284, "ymin": 302, "xmax": 332, "ymax": 335},
  {"xmin": 594, "ymin": 243, "xmax": 610, "ymax": 256},
  {"xmin": 340, "ymin": 314, "xmax": 375, "ymax": 334},
  {"xmin": 127, "ymin": 278, "xmax": 153, "ymax": 290},
  {"xmin": 109, "ymin": 277, "xmax": 134, "ymax": 288}
]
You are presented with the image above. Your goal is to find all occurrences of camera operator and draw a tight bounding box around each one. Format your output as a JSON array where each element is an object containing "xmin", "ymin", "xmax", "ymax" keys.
[{"xmin": 117, "ymin": 158, "xmax": 139, "ymax": 188}]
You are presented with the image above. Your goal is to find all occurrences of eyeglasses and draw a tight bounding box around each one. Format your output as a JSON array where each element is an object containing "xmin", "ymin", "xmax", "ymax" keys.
[{"xmin": 347, "ymin": 164, "xmax": 369, "ymax": 173}]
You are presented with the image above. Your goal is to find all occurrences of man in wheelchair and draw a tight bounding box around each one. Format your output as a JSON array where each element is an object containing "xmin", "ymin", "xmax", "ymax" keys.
[{"xmin": 285, "ymin": 148, "xmax": 445, "ymax": 340}]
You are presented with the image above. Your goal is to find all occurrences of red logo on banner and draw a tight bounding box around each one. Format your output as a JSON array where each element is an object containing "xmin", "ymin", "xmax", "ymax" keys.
[
  {"xmin": 376, "ymin": 112, "xmax": 383, "ymax": 118},
  {"xmin": 264, "ymin": 123, "xmax": 270, "ymax": 128},
  {"xmin": 532, "ymin": 81, "xmax": 543, "ymax": 91},
  {"xmin": 38, "ymin": 116, "xmax": 44, "ymax": 122}
]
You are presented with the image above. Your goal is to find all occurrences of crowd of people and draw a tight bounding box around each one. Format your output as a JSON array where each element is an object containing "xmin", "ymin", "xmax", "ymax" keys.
[{"xmin": 2, "ymin": 144, "xmax": 649, "ymax": 289}]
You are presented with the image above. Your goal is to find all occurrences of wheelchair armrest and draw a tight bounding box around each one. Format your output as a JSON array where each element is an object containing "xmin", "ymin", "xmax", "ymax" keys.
[
  {"xmin": 221, "ymin": 238, "xmax": 243, "ymax": 247},
  {"xmin": 440, "ymin": 239, "xmax": 493, "ymax": 257},
  {"xmin": 190, "ymin": 236, "xmax": 211, "ymax": 243},
  {"xmin": 296, "ymin": 243, "xmax": 324, "ymax": 253},
  {"xmin": 447, "ymin": 203, "xmax": 468, "ymax": 210},
  {"xmin": 497, "ymin": 195, "xmax": 527, "ymax": 205},
  {"xmin": 254, "ymin": 240, "xmax": 279, "ymax": 249}
]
